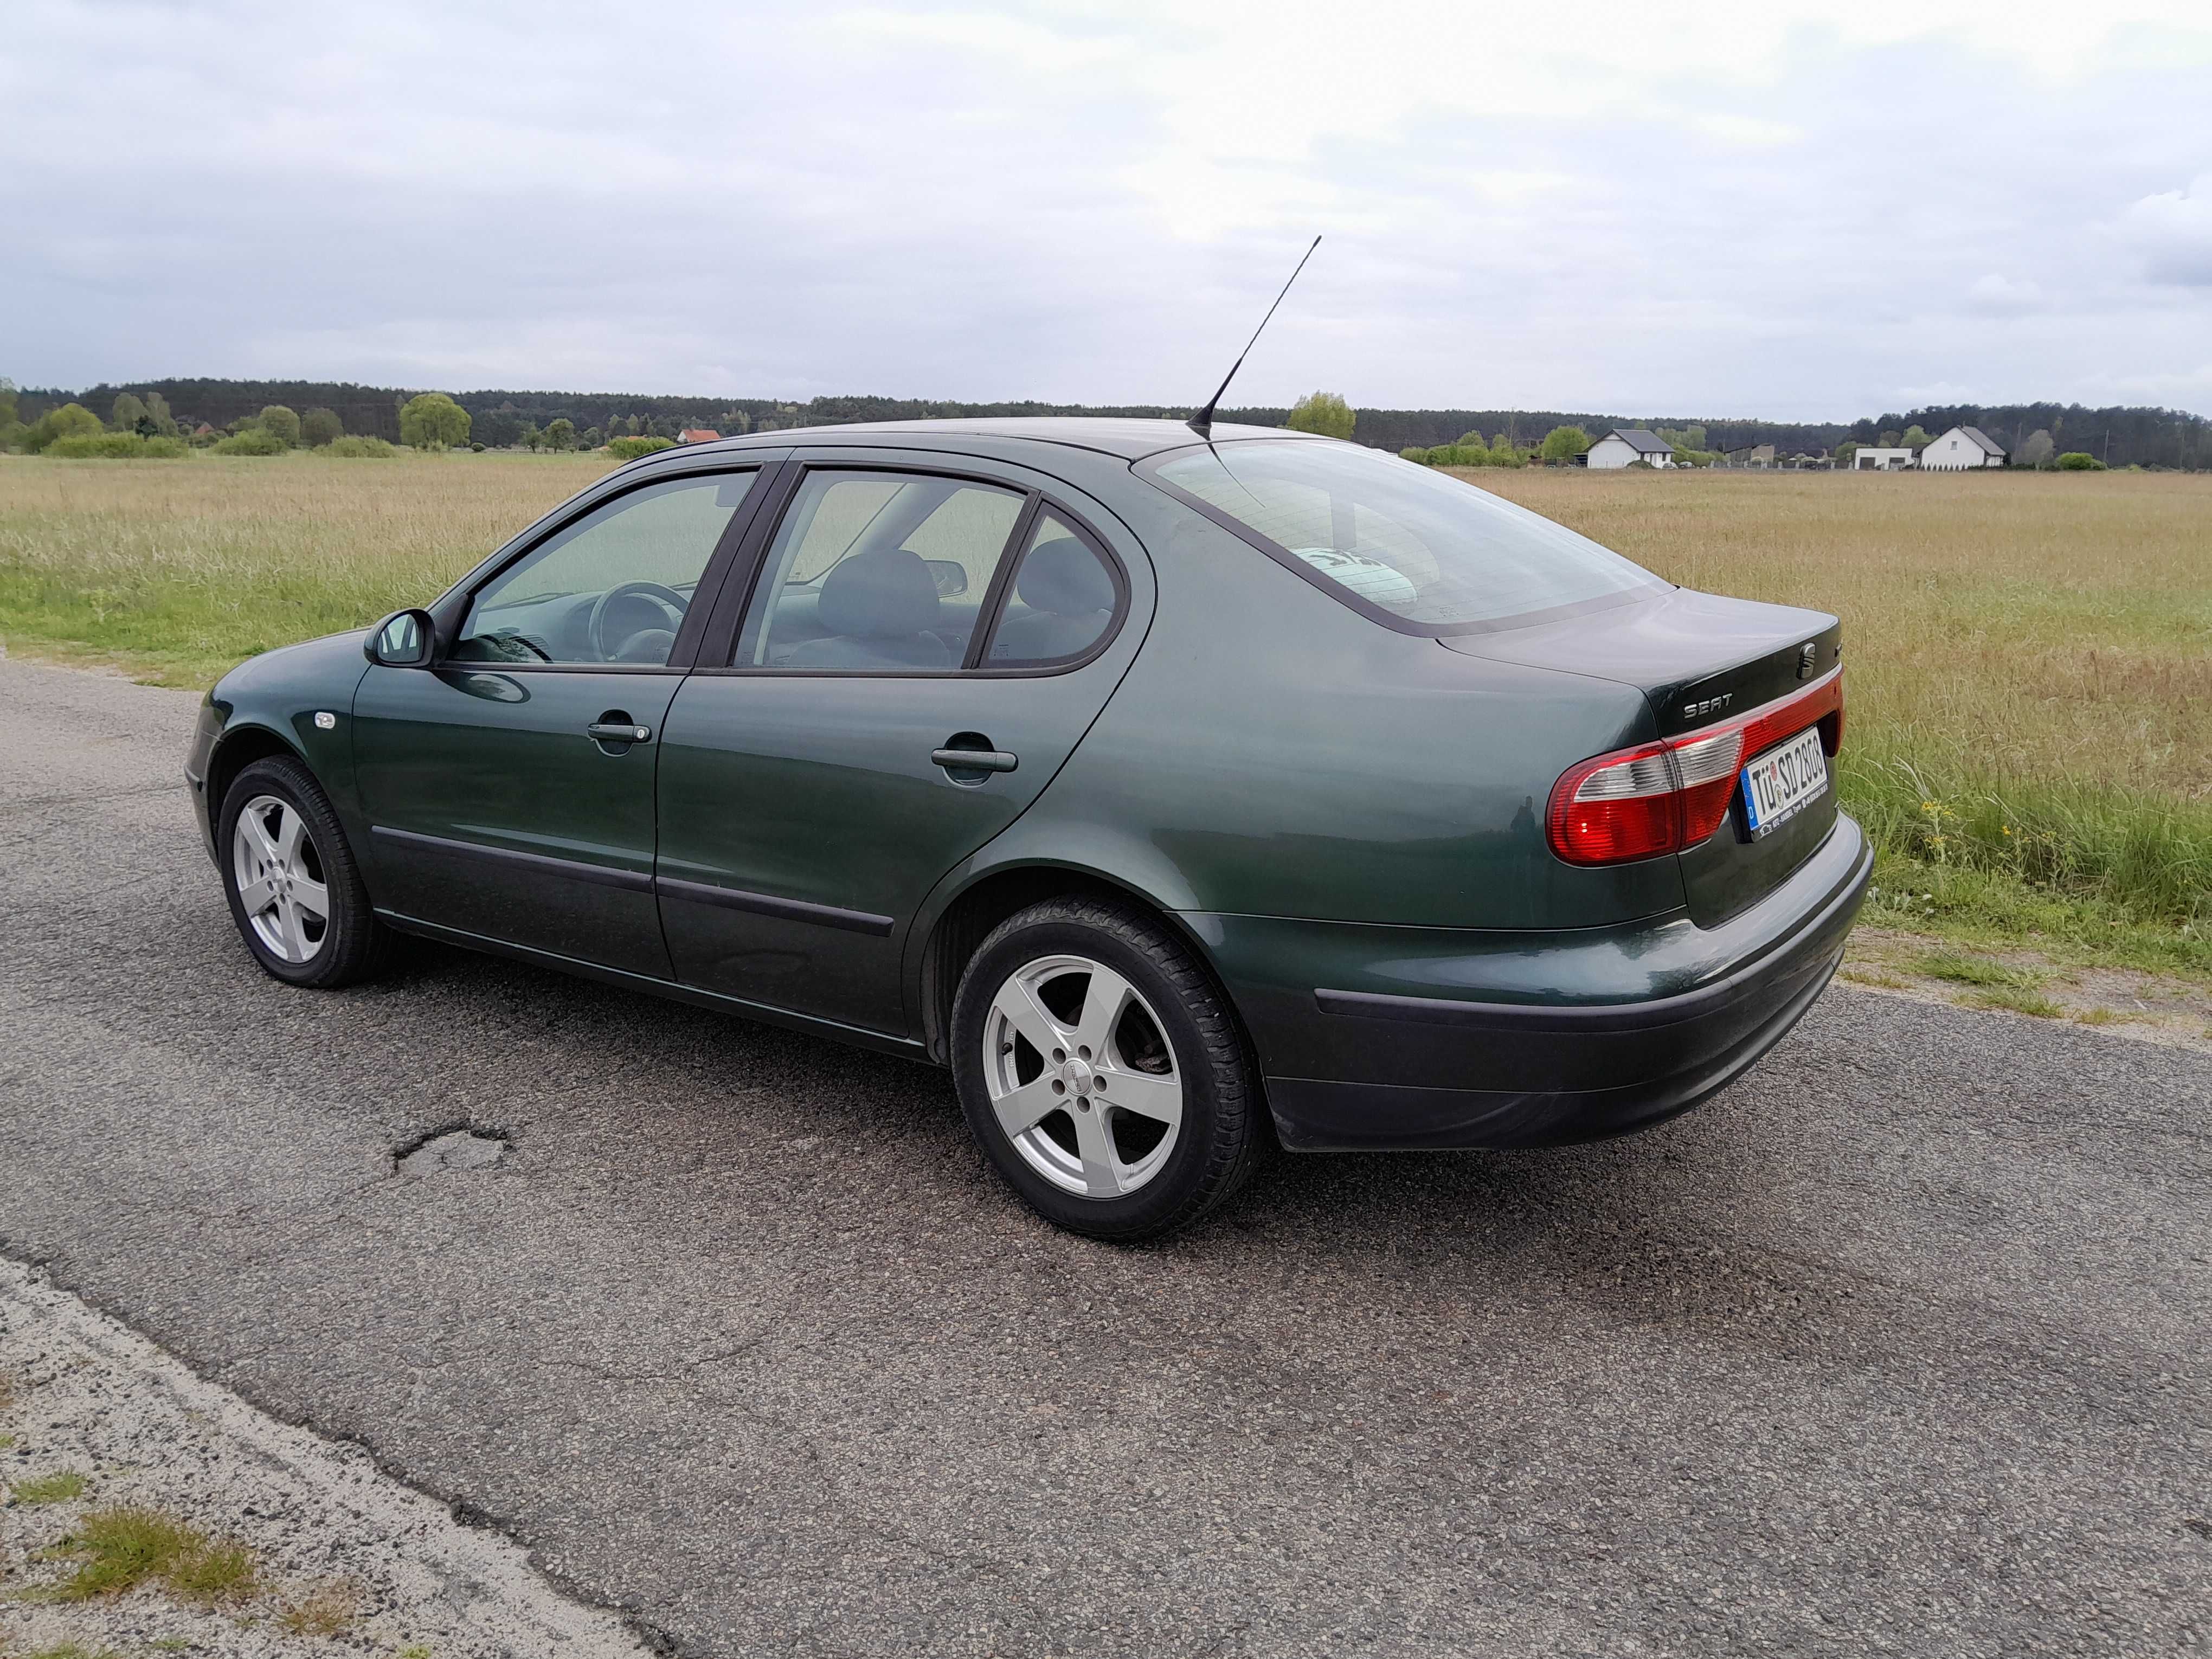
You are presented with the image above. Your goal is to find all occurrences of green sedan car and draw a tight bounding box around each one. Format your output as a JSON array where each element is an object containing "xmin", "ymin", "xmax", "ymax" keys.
[{"xmin": 187, "ymin": 420, "xmax": 1867, "ymax": 1239}]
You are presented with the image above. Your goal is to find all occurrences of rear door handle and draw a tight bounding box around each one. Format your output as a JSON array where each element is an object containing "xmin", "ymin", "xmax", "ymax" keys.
[
  {"xmin": 931, "ymin": 747, "xmax": 1017, "ymax": 773},
  {"xmin": 588, "ymin": 721, "xmax": 653, "ymax": 743}
]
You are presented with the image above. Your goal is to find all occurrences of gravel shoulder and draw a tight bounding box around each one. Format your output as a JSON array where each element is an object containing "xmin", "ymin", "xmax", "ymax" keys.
[{"xmin": 0, "ymin": 1259, "xmax": 651, "ymax": 1659}]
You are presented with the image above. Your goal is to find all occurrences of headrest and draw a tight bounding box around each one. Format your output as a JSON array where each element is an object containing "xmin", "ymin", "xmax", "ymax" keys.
[
  {"xmin": 1016, "ymin": 538, "xmax": 1114, "ymax": 616},
  {"xmin": 817, "ymin": 548, "xmax": 942, "ymax": 638}
]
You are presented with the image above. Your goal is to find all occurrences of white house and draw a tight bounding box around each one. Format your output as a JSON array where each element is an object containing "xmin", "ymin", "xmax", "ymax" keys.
[
  {"xmin": 1586, "ymin": 429, "xmax": 1674, "ymax": 468},
  {"xmin": 1852, "ymin": 446, "xmax": 1915, "ymax": 471},
  {"xmin": 1919, "ymin": 426, "xmax": 2008, "ymax": 470}
]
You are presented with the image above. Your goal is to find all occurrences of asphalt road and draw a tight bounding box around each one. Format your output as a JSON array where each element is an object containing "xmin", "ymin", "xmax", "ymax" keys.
[{"xmin": 2, "ymin": 657, "xmax": 2205, "ymax": 1658}]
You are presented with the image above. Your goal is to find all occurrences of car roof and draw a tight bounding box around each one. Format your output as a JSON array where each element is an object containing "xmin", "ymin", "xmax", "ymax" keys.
[{"xmin": 672, "ymin": 417, "xmax": 1323, "ymax": 464}]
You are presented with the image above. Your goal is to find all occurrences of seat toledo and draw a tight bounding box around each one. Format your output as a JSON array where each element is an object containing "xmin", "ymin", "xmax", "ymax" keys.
[{"xmin": 188, "ymin": 420, "xmax": 1868, "ymax": 1239}]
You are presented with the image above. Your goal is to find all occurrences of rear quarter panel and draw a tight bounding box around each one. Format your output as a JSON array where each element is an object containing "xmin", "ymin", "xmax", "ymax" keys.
[{"xmin": 980, "ymin": 492, "xmax": 1684, "ymax": 931}]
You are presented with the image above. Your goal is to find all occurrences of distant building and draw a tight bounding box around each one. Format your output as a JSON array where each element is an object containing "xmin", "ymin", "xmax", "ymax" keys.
[
  {"xmin": 1919, "ymin": 426, "xmax": 2007, "ymax": 470},
  {"xmin": 1585, "ymin": 429, "xmax": 1675, "ymax": 469},
  {"xmin": 1722, "ymin": 443, "xmax": 1776, "ymax": 469},
  {"xmin": 677, "ymin": 428, "xmax": 721, "ymax": 444},
  {"xmin": 1852, "ymin": 446, "xmax": 1915, "ymax": 471}
]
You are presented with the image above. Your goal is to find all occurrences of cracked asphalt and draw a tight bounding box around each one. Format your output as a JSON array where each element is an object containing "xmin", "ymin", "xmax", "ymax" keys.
[{"xmin": 1, "ymin": 657, "xmax": 2207, "ymax": 1657}]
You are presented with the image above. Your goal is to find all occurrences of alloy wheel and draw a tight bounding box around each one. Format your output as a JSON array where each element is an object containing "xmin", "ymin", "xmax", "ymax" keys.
[
  {"xmin": 230, "ymin": 793, "xmax": 330, "ymax": 964},
  {"xmin": 982, "ymin": 953, "xmax": 1185, "ymax": 1199}
]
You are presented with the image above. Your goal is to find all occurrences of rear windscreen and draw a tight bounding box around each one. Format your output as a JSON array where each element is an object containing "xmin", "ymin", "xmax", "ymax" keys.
[{"xmin": 1146, "ymin": 440, "xmax": 1666, "ymax": 633}]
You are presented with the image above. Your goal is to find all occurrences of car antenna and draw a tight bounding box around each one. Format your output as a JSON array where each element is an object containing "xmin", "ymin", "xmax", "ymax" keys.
[{"xmin": 1186, "ymin": 235, "xmax": 1321, "ymax": 441}]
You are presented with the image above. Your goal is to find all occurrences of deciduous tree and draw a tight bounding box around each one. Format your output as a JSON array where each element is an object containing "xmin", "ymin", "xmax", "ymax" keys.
[
  {"xmin": 1286, "ymin": 391, "xmax": 1356, "ymax": 441},
  {"xmin": 259, "ymin": 405, "xmax": 303, "ymax": 448},
  {"xmin": 1538, "ymin": 425, "xmax": 1591, "ymax": 462},
  {"xmin": 110, "ymin": 393, "xmax": 149, "ymax": 433},
  {"xmin": 398, "ymin": 393, "xmax": 471, "ymax": 452},
  {"xmin": 545, "ymin": 417, "xmax": 576, "ymax": 451},
  {"xmin": 300, "ymin": 407, "xmax": 344, "ymax": 447}
]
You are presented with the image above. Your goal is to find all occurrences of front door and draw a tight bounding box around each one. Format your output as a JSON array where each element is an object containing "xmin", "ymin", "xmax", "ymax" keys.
[
  {"xmin": 655, "ymin": 464, "xmax": 1141, "ymax": 1032},
  {"xmin": 353, "ymin": 467, "xmax": 763, "ymax": 977}
]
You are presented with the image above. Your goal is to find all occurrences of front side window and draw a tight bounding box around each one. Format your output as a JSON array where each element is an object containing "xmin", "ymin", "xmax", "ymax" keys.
[
  {"xmin": 1146, "ymin": 441, "xmax": 1664, "ymax": 633},
  {"xmin": 735, "ymin": 471, "xmax": 1025, "ymax": 671},
  {"xmin": 456, "ymin": 472, "xmax": 754, "ymax": 666}
]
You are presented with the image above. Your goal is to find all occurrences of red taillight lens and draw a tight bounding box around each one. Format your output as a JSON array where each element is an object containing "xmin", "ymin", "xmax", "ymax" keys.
[
  {"xmin": 1546, "ymin": 667, "xmax": 1844, "ymax": 867},
  {"xmin": 1548, "ymin": 743, "xmax": 1680, "ymax": 863}
]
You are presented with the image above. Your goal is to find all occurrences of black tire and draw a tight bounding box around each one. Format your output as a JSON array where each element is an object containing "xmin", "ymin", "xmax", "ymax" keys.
[
  {"xmin": 217, "ymin": 753, "xmax": 393, "ymax": 988},
  {"xmin": 950, "ymin": 896, "xmax": 1263, "ymax": 1241}
]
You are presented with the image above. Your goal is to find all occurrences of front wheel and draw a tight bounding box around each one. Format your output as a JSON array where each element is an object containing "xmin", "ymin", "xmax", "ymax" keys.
[
  {"xmin": 217, "ymin": 754, "xmax": 393, "ymax": 988},
  {"xmin": 951, "ymin": 897, "xmax": 1263, "ymax": 1240}
]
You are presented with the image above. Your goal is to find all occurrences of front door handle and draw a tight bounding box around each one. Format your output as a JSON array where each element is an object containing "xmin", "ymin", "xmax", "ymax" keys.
[
  {"xmin": 588, "ymin": 720, "xmax": 653, "ymax": 744},
  {"xmin": 931, "ymin": 747, "xmax": 1017, "ymax": 774}
]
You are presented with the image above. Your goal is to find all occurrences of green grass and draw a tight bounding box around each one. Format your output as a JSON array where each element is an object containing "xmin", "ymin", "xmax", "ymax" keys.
[
  {"xmin": 1954, "ymin": 984, "xmax": 2068, "ymax": 1018},
  {"xmin": 1909, "ymin": 949, "xmax": 2044, "ymax": 989},
  {"xmin": 42, "ymin": 1507, "xmax": 259, "ymax": 1604},
  {"xmin": 11, "ymin": 1469, "xmax": 89, "ymax": 1505}
]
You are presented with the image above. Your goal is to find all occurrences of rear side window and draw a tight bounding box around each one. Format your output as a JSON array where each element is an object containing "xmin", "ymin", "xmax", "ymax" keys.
[
  {"xmin": 735, "ymin": 471, "xmax": 1026, "ymax": 671},
  {"xmin": 985, "ymin": 512, "xmax": 1124, "ymax": 668},
  {"xmin": 1144, "ymin": 440, "xmax": 1664, "ymax": 634}
]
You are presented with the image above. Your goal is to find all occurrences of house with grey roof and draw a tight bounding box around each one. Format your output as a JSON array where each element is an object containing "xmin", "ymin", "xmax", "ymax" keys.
[
  {"xmin": 1919, "ymin": 425, "xmax": 2008, "ymax": 470},
  {"xmin": 1585, "ymin": 429, "xmax": 1675, "ymax": 469}
]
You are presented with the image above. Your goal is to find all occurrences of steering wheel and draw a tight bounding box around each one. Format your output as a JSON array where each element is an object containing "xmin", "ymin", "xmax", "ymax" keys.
[{"xmin": 588, "ymin": 581, "xmax": 687, "ymax": 662}]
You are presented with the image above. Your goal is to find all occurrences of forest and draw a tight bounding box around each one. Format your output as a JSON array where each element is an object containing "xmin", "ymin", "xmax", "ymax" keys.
[{"xmin": 9, "ymin": 378, "xmax": 2208, "ymax": 470}]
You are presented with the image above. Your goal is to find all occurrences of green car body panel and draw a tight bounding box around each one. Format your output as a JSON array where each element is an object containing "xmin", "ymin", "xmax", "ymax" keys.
[{"xmin": 188, "ymin": 419, "xmax": 1870, "ymax": 1151}]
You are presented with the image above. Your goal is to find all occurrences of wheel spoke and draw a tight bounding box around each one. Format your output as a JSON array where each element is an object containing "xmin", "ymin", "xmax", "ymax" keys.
[
  {"xmin": 273, "ymin": 806, "xmax": 306, "ymax": 866},
  {"xmin": 1071, "ymin": 1104, "xmax": 1122, "ymax": 1198},
  {"xmin": 236, "ymin": 874, "xmax": 278, "ymax": 916},
  {"xmin": 279, "ymin": 896, "xmax": 309, "ymax": 962},
  {"xmin": 1070, "ymin": 964, "xmax": 1136, "ymax": 1061},
  {"xmin": 991, "ymin": 1077, "xmax": 1062, "ymax": 1139},
  {"xmin": 991, "ymin": 978, "xmax": 1065, "ymax": 1059},
  {"xmin": 244, "ymin": 812, "xmax": 282, "ymax": 866},
  {"xmin": 290, "ymin": 876, "xmax": 330, "ymax": 919},
  {"xmin": 1099, "ymin": 1068, "xmax": 1182, "ymax": 1129}
]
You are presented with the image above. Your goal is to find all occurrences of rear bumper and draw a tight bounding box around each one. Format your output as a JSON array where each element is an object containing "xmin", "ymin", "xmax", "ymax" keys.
[{"xmin": 1195, "ymin": 815, "xmax": 1870, "ymax": 1150}]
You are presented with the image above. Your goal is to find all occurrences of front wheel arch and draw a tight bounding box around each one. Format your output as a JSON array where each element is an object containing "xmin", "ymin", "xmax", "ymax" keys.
[{"xmin": 205, "ymin": 724, "xmax": 308, "ymax": 843}]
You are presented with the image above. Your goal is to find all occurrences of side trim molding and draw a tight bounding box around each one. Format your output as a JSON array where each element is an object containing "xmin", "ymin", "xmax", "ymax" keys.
[
  {"xmin": 369, "ymin": 825, "xmax": 654, "ymax": 894},
  {"xmin": 370, "ymin": 826, "xmax": 899, "ymax": 937},
  {"xmin": 655, "ymin": 874, "xmax": 895, "ymax": 938}
]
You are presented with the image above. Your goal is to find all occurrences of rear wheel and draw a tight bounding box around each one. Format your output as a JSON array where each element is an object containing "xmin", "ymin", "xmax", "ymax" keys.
[
  {"xmin": 218, "ymin": 754, "xmax": 392, "ymax": 988},
  {"xmin": 951, "ymin": 897, "xmax": 1262, "ymax": 1240}
]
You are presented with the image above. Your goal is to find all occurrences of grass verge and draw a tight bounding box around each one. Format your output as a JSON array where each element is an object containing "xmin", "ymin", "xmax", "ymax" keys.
[{"xmin": 41, "ymin": 1507, "xmax": 260, "ymax": 1605}]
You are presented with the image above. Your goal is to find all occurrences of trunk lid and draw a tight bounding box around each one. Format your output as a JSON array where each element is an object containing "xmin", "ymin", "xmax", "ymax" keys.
[{"xmin": 1441, "ymin": 588, "xmax": 1844, "ymax": 926}]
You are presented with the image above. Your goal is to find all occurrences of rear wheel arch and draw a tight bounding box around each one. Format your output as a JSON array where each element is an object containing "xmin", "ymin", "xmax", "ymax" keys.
[{"xmin": 916, "ymin": 864, "xmax": 1242, "ymax": 1068}]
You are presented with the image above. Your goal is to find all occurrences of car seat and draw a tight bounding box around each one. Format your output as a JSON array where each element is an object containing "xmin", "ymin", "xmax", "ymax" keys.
[
  {"xmin": 780, "ymin": 548, "xmax": 955, "ymax": 669},
  {"xmin": 988, "ymin": 538, "xmax": 1115, "ymax": 663}
]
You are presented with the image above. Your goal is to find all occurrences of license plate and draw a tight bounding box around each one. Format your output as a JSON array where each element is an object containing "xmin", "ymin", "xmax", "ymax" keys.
[{"xmin": 1740, "ymin": 726, "xmax": 1829, "ymax": 838}]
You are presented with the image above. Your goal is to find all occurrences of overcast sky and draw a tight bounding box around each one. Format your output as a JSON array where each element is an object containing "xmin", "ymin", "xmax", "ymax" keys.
[{"xmin": 8, "ymin": 1, "xmax": 2211, "ymax": 420}]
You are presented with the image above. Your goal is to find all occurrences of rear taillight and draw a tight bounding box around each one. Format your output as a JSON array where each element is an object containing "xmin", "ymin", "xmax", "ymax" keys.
[{"xmin": 1547, "ymin": 668, "xmax": 1843, "ymax": 866}]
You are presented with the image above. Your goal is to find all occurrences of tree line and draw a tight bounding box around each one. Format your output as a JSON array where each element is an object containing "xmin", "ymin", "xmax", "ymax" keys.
[{"xmin": 8, "ymin": 377, "xmax": 2207, "ymax": 469}]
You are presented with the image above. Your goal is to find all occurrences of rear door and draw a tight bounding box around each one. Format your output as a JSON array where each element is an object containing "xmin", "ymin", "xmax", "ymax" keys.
[
  {"xmin": 352, "ymin": 465, "xmax": 769, "ymax": 976},
  {"xmin": 654, "ymin": 453, "xmax": 1147, "ymax": 1034}
]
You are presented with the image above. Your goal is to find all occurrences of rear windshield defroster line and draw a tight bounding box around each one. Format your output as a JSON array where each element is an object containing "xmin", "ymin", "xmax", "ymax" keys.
[{"xmin": 1139, "ymin": 440, "xmax": 1670, "ymax": 638}]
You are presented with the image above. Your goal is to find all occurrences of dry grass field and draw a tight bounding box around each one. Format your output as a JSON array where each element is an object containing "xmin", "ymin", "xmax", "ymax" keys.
[{"xmin": 2, "ymin": 452, "xmax": 2207, "ymax": 972}]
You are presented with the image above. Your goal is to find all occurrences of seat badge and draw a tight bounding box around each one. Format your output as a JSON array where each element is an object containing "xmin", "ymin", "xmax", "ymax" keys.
[
  {"xmin": 1797, "ymin": 641, "xmax": 1817, "ymax": 680},
  {"xmin": 313, "ymin": 711, "xmax": 337, "ymax": 730}
]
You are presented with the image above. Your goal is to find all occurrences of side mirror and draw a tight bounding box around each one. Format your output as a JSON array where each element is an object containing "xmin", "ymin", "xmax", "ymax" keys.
[
  {"xmin": 365, "ymin": 608, "xmax": 436, "ymax": 667},
  {"xmin": 924, "ymin": 559, "xmax": 970, "ymax": 597}
]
